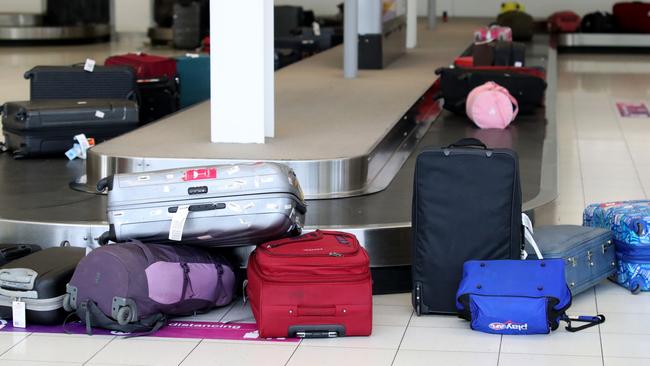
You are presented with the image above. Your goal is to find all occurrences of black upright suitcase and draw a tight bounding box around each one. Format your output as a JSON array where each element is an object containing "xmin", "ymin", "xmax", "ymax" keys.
[
  {"xmin": 136, "ymin": 78, "xmax": 180, "ymax": 125},
  {"xmin": 2, "ymin": 99, "xmax": 139, "ymax": 158},
  {"xmin": 173, "ymin": 1, "xmax": 202, "ymax": 49},
  {"xmin": 154, "ymin": 0, "xmax": 175, "ymax": 27},
  {"xmin": 25, "ymin": 65, "xmax": 137, "ymax": 101},
  {"xmin": 493, "ymin": 41, "xmax": 526, "ymax": 66},
  {"xmin": 0, "ymin": 244, "xmax": 41, "ymax": 266},
  {"xmin": 412, "ymin": 138, "xmax": 523, "ymax": 315},
  {"xmin": 0, "ymin": 246, "xmax": 86, "ymax": 325},
  {"xmin": 436, "ymin": 67, "xmax": 547, "ymax": 115}
]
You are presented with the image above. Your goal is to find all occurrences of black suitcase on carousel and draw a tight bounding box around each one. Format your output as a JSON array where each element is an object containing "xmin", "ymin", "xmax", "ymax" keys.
[
  {"xmin": 173, "ymin": 1, "xmax": 202, "ymax": 49},
  {"xmin": 0, "ymin": 246, "xmax": 86, "ymax": 325},
  {"xmin": 0, "ymin": 244, "xmax": 41, "ymax": 266},
  {"xmin": 436, "ymin": 66, "xmax": 547, "ymax": 115},
  {"xmin": 136, "ymin": 78, "xmax": 180, "ymax": 125},
  {"xmin": 412, "ymin": 138, "xmax": 523, "ymax": 315},
  {"xmin": 2, "ymin": 99, "xmax": 139, "ymax": 158},
  {"xmin": 25, "ymin": 65, "xmax": 137, "ymax": 101}
]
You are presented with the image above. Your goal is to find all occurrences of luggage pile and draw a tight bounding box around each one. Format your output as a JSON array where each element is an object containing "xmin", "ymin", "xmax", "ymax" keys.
[
  {"xmin": 1, "ymin": 51, "xmax": 211, "ymax": 158},
  {"xmin": 546, "ymin": 2, "xmax": 650, "ymax": 34},
  {"xmin": 437, "ymin": 5, "xmax": 548, "ymax": 130},
  {"xmin": 0, "ymin": 162, "xmax": 373, "ymax": 339}
]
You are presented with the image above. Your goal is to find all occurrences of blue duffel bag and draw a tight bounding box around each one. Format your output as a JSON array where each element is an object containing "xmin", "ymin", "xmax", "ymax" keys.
[{"xmin": 456, "ymin": 259, "xmax": 605, "ymax": 335}]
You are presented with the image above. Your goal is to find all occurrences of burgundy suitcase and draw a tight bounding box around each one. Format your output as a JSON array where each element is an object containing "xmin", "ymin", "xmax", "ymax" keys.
[
  {"xmin": 247, "ymin": 230, "xmax": 372, "ymax": 338},
  {"xmin": 614, "ymin": 2, "xmax": 650, "ymax": 33},
  {"xmin": 548, "ymin": 11, "xmax": 581, "ymax": 33},
  {"xmin": 105, "ymin": 53, "xmax": 177, "ymax": 81}
]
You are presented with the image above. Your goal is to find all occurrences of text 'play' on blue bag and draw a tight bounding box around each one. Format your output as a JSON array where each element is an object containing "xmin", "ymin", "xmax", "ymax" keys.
[{"xmin": 456, "ymin": 259, "xmax": 605, "ymax": 335}]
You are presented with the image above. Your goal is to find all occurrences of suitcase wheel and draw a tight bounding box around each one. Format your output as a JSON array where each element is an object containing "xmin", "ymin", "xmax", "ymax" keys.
[
  {"xmin": 62, "ymin": 293, "xmax": 74, "ymax": 312},
  {"xmin": 630, "ymin": 281, "xmax": 642, "ymax": 295},
  {"xmin": 116, "ymin": 306, "xmax": 132, "ymax": 325},
  {"xmin": 98, "ymin": 232, "xmax": 111, "ymax": 246}
]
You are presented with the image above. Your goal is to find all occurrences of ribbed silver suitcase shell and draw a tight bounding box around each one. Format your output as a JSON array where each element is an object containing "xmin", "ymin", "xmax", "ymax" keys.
[{"xmin": 99, "ymin": 163, "xmax": 306, "ymax": 247}]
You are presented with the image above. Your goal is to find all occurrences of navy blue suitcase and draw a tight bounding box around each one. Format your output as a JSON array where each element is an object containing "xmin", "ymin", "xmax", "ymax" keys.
[{"xmin": 526, "ymin": 225, "xmax": 616, "ymax": 295}]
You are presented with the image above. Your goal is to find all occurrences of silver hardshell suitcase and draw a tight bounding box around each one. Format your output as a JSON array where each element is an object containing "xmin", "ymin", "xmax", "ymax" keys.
[{"xmin": 98, "ymin": 163, "xmax": 306, "ymax": 246}]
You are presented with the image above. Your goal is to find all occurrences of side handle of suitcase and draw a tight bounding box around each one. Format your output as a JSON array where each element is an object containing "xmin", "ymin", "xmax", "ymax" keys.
[
  {"xmin": 288, "ymin": 324, "xmax": 346, "ymax": 338},
  {"xmin": 0, "ymin": 268, "xmax": 39, "ymax": 299}
]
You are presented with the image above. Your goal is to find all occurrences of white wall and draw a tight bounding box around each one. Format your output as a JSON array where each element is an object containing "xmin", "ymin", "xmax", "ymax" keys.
[
  {"xmin": 114, "ymin": 0, "xmax": 152, "ymax": 32},
  {"xmin": 0, "ymin": 0, "xmax": 44, "ymax": 13},
  {"xmin": 276, "ymin": 0, "xmax": 625, "ymax": 17}
]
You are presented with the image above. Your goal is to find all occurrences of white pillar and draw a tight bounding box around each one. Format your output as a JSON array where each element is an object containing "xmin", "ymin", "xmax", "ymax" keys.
[
  {"xmin": 210, "ymin": 1, "xmax": 274, "ymax": 143},
  {"xmin": 428, "ymin": 0, "xmax": 436, "ymax": 29},
  {"xmin": 344, "ymin": 0, "xmax": 359, "ymax": 79},
  {"xmin": 406, "ymin": 0, "xmax": 417, "ymax": 49}
]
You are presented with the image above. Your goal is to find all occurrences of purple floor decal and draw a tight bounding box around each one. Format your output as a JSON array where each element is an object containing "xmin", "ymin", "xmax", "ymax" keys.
[
  {"xmin": 0, "ymin": 319, "xmax": 298, "ymax": 343},
  {"xmin": 616, "ymin": 101, "xmax": 650, "ymax": 118}
]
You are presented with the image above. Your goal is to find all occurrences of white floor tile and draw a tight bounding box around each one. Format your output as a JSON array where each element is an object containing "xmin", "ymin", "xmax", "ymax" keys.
[
  {"xmin": 0, "ymin": 333, "xmax": 30, "ymax": 354},
  {"xmin": 0, "ymin": 334, "xmax": 113, "ymax": 363},
  {"xmin": 499, "ymin": 353, "xmax": 602, "ymax": 366},
  {"xmin": 0, "ymin": 361, "xmax": 82, "ymax": 366},
  {"xmin": 400, "ymin": 326, "xmax": 501, "ymax": 353},
  {"xmin": 393, "ymin": 350, "xmax": 498, "ymax": 366},
  {"xmin": 605, "ymin": 357, "xmax": 650, "ymax": 366},
  {"xmin": 599, "ymin": 312, "xmax": 650, "ymax": 334},
  {"xmin": 300, "ymin": 325, "xmax": 404, "ymax": 349},
  {"xmin": 287, "ymin": 346, "xmax": 395, "ymax": 366},
  {"xmin": 373, "ymin": 292, "xmax": 411, "ymax": 306},
  {"xmin": 87, "ymin": 338, "xmax": 199, "ymax": 366},
  {"xmin": 602, "ymin": 333, "xmax": 650, "ymax": 358},
  {"xmin": 570, "ymin": 289, "xmax": 598, "ymax": 314},
  {"xmin": 408, "ymin": 313, "xmax": 467, "ymax": 329},
  {"xmin": 180, "ymin": 341, "xmax": 296, "ymax": 366},
  {"xmin": 500, "ymin": 331, "xmax": 601, "ymax": 357},
  {"xmin": 373, "ymin": 305, "xmax": 413, "ymax": 327}
]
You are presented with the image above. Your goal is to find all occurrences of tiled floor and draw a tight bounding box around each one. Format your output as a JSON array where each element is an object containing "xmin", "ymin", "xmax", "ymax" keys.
[{"xmin": 1, "ymin": 35, "xmax": 650, "ymax": 366}]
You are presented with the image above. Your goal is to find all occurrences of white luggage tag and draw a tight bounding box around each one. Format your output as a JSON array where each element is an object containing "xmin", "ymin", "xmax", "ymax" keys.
[
  {"xmin": 169, "ymin": 205, "xmax": 190, "ymax": 241},
  {"xmin": 84, "ymin": 58, "xmax": 96, "ymax": 72},
  {"xmin": 12, "ymin": 300, "xmax": 26, "ymax": 328}
]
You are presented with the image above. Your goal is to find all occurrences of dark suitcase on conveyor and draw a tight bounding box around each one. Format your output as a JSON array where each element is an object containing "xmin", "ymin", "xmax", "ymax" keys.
[
  {"xmin": 526, "ymin": 226, "xmax": 616, "ymax": 296},
  {"xmin": 493, "ymin": 41, "xmax": 526, "ymax": 66},
  {"xmin": 436, "ymin": 66, "xmax": 547, "ymax": 115},
  {"xmin": 275, "ymin": 49, "xmax": 302, "ymax": 70},
  {"xmin": 0, "ymin": 246, "xmax": 86, "ymax": 325},
  {"xmin": 0, "ymin": 244, "xmax": 41, "ymax": 266},
  {"xmin": 613, "ymin": 2, "xmax": 650, "ymax": 33},
  {"xmin": 2, "ymin": 99, "xmax": 139, "ymax": 158},
  {"xmin": 137, "ymin": 78, "xmax": 180, "ymax": 125},
  {"xmin": 412, "ymin": 138, "xmax": 523, "ymax": 315},
  {"xmin": 45, "ymin": 0, "xmax": 109, "ymax": 26},
  {"xmin": 25, "ymin": 65, "xmax": 137, "ymax": 101},
  {"xmin": 154, "ymin": 0, "xmax": 175, "ymax": 27},
  {"xmin": 581, "ymin": 12, "xmax": 617, "ymax": 33},
  {"xmin": 173, "ymin": 1, "xmax": 202, "ymax": 49},
  {"xmin": 97, "ymin": 162, "xmax": 307, "ymax": 246}
]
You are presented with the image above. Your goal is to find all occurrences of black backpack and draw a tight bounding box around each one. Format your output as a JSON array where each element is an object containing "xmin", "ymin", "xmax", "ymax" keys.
[
  {"xmin": 581, "ymin": 11, "xmax": 617, "ymax": 33},
  {"xmin": 497, "ymin": 11, "xmax": 534, "ymax": 41}
]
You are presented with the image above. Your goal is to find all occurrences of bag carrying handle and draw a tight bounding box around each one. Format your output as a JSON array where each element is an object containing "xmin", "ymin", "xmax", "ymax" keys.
[
  {"xmin": 447, "ymin": 138, "xmax": 488, "ymax": 150},
  {"xmin": 483, "ymin": 81, "xmax": 519, "ymax": 121},
  {"xmin": 522, "ymin": 213, "xmax": 543, "ymax": 260},
  {"xmin": 563, "ymin": 314, "xmax": 606, "ymax": 333}
]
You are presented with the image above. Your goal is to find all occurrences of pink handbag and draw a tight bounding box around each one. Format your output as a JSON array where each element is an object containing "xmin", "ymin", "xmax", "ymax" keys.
[
  {"xmin": 466, "ymin": 81, "xmax": 518, "ymax": 129},
  {"xmin": 474, "ymin": 26, "xmax": 513, "ymax": 42}
]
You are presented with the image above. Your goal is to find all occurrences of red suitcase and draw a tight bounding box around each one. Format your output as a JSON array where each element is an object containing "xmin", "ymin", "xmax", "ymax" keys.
[
  {"xmin": 246, "ymin": 230, "xmax": 372, "ymax": 338},
  {"xmin": 104, "ymin": 53, "xmax": 177, "ymax": 80},
  {"xmin": 614, "ymin": 2, "xmax": 650, "ymax": 33},
  {"xmin": 548, "ymin": 11, "xmax": 581, "ymax": 33}
]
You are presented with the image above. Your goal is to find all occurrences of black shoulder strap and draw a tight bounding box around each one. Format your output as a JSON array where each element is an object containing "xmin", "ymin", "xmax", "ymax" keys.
[{"xmin": 77, "ymin": 300, "xmax": 167, "ymax": 337}]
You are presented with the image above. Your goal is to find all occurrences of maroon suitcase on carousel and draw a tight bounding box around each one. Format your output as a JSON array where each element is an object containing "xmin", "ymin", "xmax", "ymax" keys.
[
  {"xmin": 105, "ymin": 53, "xmax": 177, "ymax": 81},
  {"xmin": 613, "ymin": 2, "xmax": 650, "ymax": 33},
  {"xmin": 246, "ymin": 230, "xmax": 373, "ymax": 338}
]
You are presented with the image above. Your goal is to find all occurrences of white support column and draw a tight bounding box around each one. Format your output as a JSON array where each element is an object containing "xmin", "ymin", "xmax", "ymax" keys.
[
  {"xmin": 406, "ymin": 0, "xmax": 418, "ymax": 49},
  {"xmin": 344, "ymin": 0, "xmax": 359, "ymax": 79},
  {"xmin": 210, "ymin": 1, "xmax": 273, "ymax": 144},
  {"xmin": 427, "ymin": 0, "xmax": 436, "ymax": 30}
]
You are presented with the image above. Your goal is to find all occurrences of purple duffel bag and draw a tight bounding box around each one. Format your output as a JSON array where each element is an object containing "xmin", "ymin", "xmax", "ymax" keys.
[{"xmin": 64, "ymin": 240, "xmax": 235, "ymax": 335}]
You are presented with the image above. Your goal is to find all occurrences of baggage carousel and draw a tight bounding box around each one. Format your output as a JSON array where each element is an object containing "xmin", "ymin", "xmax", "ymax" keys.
[
  {"xmin": 557, "ymin": 33, "xmax": 650, "ymax": 49},
  {"xmin": 0, "ymin": 20, "xmax": 558, "ymax": 293}
]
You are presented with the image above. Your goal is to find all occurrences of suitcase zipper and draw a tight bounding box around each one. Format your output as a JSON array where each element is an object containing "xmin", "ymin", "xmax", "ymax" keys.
[{"xmin": 249, "ymin": 257, "xmax": 370, "ymax": 284}]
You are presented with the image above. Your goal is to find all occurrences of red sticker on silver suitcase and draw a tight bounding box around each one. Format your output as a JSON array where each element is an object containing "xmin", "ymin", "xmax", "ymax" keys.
[{"xmin": 183, "ymin": 168, "xmax": 217, "ymax": 181}]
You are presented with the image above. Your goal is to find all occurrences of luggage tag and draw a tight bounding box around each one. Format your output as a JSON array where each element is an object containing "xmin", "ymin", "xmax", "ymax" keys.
[
  {"xmin": 169, "ymin": 205, "xmax": 190, "ymax": 241},
  {"xmin": 12, "ymin": 300, "xmax": 26, "ymax": 328},
  {"xmin": 84, "ymin": 58, "xmax": 96, "ymax": 72},
  {"xmin": 312, "ymin": 22, "xmax": 321, "ymax": 36}
]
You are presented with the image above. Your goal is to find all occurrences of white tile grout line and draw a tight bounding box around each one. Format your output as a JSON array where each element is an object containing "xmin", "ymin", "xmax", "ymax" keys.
[
  {"xmin": 282, "ymin": 338, "xmax": 302, "ymax": 366},
  {"xmin": 496, "ymin": 335, "xmax": 503, "ymax": 366},
  {"xmin": 390, "ymin": 308, "xmax": 414, "ymax": 366},
  {"xmin": 0, "ymin": 332, "xmax": 32, "ymax": 358},
  {"xmin": 82, "ymin": 335, "xmax": 117, "ymax": 366},
  {"xmin": 177, "ymin": 338, "xmax": 204, "ymax": 366}
]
